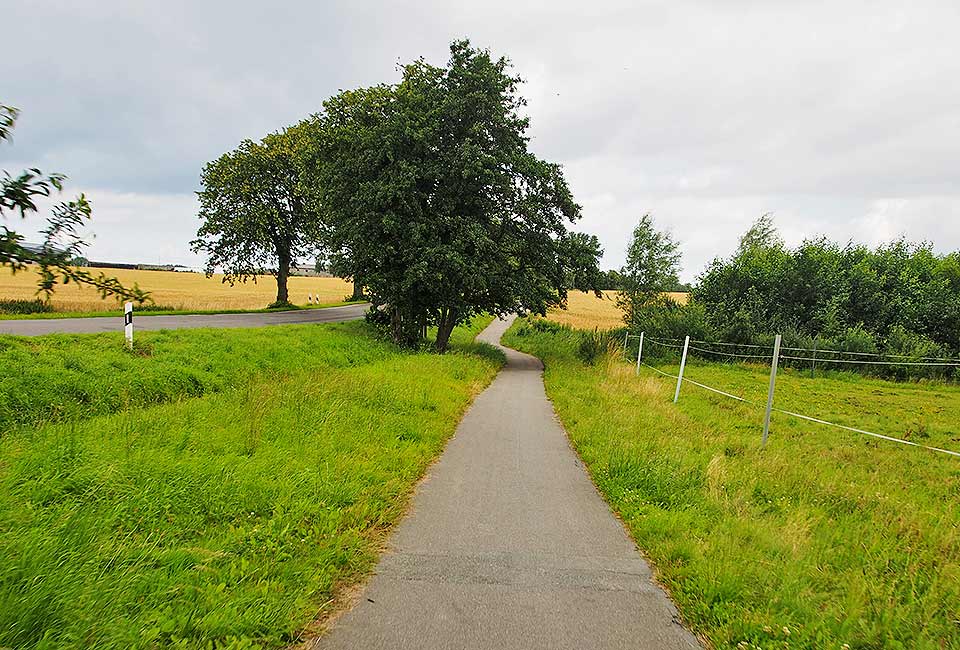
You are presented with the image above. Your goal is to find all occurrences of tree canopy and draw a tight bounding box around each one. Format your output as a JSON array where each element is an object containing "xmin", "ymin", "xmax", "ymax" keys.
[
  {"xmin": 616, "ymin": 213, "xmax": 682, "ymax": 329},
  {"xmin": 694, "ymin": 217, "xmax": 960, "ymax": 355},
  {"xmin": 1, "ymin": 104, "xmax": 148, "ymax": 303},
  {"xmin": 192, "ymin": 122, "xmax": 323, "ymax": 307},
  {"xmin": 311, "ymin": 40, "xmax": 602, "ymax": 350}
]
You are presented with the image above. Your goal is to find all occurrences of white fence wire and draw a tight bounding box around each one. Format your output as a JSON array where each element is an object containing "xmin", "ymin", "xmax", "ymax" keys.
[{"xmin": 628, "ymin": 331, "xmax": 960, "ymax": 459}]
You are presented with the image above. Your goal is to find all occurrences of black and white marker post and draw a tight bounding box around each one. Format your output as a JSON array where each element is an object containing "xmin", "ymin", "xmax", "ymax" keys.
[{"xmin": 124, "ymin": 302, "xmax": 133, "ymax": 349}]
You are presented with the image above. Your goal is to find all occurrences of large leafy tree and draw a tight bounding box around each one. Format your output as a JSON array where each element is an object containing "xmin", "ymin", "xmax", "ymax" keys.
[
  {"xmin": 192, "ymin": 122, "xmax": 323, "ymax": 307},
  {"xmin": 312, "ymin": 40, "xmax": 601, "ymax": 351},
  {"xmin": 616, "ymin": 213, "xmax": 682, "ymax": 328},
  {"xmin": 1, "ymin": 105, "xmax": 148, "ymax": 303}
]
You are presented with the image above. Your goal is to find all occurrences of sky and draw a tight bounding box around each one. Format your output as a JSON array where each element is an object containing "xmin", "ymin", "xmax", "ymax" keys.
[{"xmin": 3, "ymin": 0, "xmax": 959, "ymax": 282}]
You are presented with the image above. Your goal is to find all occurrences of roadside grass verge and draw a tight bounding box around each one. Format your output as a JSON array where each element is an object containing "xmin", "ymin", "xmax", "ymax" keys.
[
  {"xmin": 0, "ymin": 317, "xmax": 388, "ymax": 433},
  {"xmin": 0, "ymin": 300, "xmax": 365, "ymax": 320},
  {"xmin": 503, "ymin": 319, "xmax": 960, "ymax": 650},
  {"xmin": 0, "ymin": 317, "xmax": 502, "ymax": 649}
]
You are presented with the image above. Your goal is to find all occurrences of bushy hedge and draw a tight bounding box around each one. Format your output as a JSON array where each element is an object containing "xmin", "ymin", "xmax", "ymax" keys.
[
  {"xmin": 694, "ymin": 228, "xmax": 960, "ymax": 356},
  {"xmin": 613, "ymin": 220, "xmax": 960, "ymax": 381}
]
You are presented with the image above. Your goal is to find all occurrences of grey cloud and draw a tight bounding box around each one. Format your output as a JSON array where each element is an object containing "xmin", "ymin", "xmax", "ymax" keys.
[{"xmin": 3, "ymin": 0, "xmax": 959, "ymax": 279}]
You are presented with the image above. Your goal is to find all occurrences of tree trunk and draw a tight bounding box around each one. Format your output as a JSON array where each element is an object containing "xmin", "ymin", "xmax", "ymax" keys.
[
  {"xmin": 275, "ymin": 251, "xmax": 290, "ymax": 305},
  {"xmin": 351, "ymin": 270, "xmax": 364, "ymax": 301},
  {"xmin": 434, "ymin": 307, "xmax": 458, "ymax": 353}
]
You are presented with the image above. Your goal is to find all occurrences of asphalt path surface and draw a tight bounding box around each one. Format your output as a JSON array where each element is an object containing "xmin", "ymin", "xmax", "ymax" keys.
[
  {"xmin": 315, "ymin": 316, "xmax": 702, "ymax": 650},
  {"xmin": 0, "ymin": 303, "xmax": 370, "ymax": 337}
]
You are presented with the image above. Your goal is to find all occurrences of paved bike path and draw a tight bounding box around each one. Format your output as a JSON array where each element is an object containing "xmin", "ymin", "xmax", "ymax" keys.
[
  {"xmin": 0, "ymin": 303, "xmax": 369, "ymax": 336},
  {"xmin": 315, "ymin": 316, "xmax": 701, "ymax": 650}
]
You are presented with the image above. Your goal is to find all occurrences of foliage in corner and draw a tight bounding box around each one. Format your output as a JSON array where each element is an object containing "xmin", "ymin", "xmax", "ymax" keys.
[{"xmin": 0, "ymin": 104, "xmax": 149, "ymax": 304}]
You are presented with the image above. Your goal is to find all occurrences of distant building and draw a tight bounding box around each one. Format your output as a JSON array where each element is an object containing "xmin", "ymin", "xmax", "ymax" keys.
[
  {"xmin": 20, "ymin": 241, "xmax": 69, "ymax": 257},
  {"xmin": 290, "ymin": 265, "xmax": 333, "ymax": 277}
]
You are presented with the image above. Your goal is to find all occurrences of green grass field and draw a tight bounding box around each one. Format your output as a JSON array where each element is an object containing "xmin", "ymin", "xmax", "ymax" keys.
[
  {"xmin": 0, "ymin": 318, "xmax": 392, "ymax": 433},
  {"xmin": 0, "ymin": 318, "xmax": 502, "ymax": 649},
  {"xmin": 504, "ymin": 320, "xmax": 960, "ymax": 650}
]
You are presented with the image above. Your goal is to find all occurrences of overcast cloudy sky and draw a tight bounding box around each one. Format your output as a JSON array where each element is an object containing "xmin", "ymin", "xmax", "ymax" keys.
[{"xmin": 3, "ymin": 0, "xmax": 958, "ymax": 281}]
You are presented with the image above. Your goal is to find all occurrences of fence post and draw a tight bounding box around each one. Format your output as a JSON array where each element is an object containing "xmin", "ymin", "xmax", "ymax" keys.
[
  {"xmin": 811, "ymin": 340, "xmax": 817, "ymax": 378},
  {"xmin": 673, "ymin": 335, "xmax": 690, "ymax": 403},
  {"xmin": 623, "ymin": 330, "xmax": 629, "ymax": 356},
  {"xmin": 124, "ymin": 302, "xmax": 133, "ymax": 350},
  {"xmin": 762, "ymin": 334, "xmax": 782, "ymax": 447},
  {"xmin": 635, "ymin": 332, "xmax": 644, "ymax": 375}
]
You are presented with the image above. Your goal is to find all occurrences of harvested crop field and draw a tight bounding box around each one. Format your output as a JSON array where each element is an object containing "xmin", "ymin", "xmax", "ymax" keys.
[
  {"xmin": 547, "ymin": 290, "xmax": 688, "ymax": 330},
  {"xmin": 0, "ymin": 267, "xmax": 353, "ymax": 313}
]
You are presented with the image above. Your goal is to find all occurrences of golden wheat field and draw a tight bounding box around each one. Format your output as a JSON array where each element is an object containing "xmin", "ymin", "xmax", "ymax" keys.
[
  {"xmin": 547, "ymin": 290, "xmax": 689, "ymax": 330},
  {"xmin": 1, "ymin": 267, "xmax": 354, "ymax": 312}
]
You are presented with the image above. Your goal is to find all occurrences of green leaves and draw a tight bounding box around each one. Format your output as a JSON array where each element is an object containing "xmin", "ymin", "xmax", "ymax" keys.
[
  {"xmin": 694, "ymin": 216, "xmax": 960, "ymax": 362},
  {"xmin": 192, "ymin": 124, "xmax": 324, "ymax": 305},
  {"xmin": 0, "ymin": 104, "xmax": 148, "ymax": 304},
  {"xmin": 617, "ymin": 214, "xmax": 683, "ymax": 329},
  {"xmin": 313, "ymin": 40, "xmax": 602, "ymax": 350}
]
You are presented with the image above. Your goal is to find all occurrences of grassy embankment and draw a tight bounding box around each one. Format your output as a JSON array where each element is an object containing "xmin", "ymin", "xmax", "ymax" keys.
[
  {"xmin": 0, "ymin": 317, "xmax": 502, "ymax": 649},
  {"xmin": 504, "ymin": 319, "xmax": 960, "ymax": 650},
  {"xmin": 0, "ymin": 267, "xmax": 355, "ymax": 317},
  {"xmin": 0, "ymin": 300, "xmax": 363, "ymax": 321}
]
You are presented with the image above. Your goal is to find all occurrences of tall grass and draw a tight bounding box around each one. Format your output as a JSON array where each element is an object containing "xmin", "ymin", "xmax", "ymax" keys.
[
  {"xmin": 504, "ymin": 318, "xmax": 960, "ymax": 650},
  {"xmin": 0, "ymin": 322, "xmax": 396, "ymax": 433},
  {"xmin": 0, "ymin": 317, "xmax": 502, "ymax": 648}
]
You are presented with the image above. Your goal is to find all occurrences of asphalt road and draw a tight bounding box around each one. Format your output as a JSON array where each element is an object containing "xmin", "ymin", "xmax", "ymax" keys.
[
  {"xmin": 0, "ymin": 303, "xmax": 370, "ymax": 336},
  {"xmin": 315, "ymin": 316, "xmax": 702, "ymax": 650}
]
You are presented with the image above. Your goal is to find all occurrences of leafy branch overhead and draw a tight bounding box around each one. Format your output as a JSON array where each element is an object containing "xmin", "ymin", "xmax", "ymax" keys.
[{"xmin": 0, "ymin": 104, "xmax": 149, "ymax": 303}]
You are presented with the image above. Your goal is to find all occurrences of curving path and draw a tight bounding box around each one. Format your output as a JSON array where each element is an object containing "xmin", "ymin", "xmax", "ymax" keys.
[
  {"xmin": 314, "ymin": 316, "xmax": 701, "ymax": 650},
  {"xmin": 0, "ymin": 303, "xmax": 369, "ymax": 337}
]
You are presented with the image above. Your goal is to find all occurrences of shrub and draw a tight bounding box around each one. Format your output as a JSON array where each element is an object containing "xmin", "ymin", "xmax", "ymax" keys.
[
  {"xmin": 883, "ymin": 325, "xmax": 949, "ymax": 380},
  {"xmin": 630, "ymin": 296, "xmax": 713, "ymax": 343},
  {"xmin": 0, "ymin": 299, "xmax": 53, "ymax": 314},
  {"xmin": 529, "ymin": 318, "xmax": 567, "ymax": 334},
  {"xmin": 576, "ymin": 329, "xmax": 605, "ymax": 365}
]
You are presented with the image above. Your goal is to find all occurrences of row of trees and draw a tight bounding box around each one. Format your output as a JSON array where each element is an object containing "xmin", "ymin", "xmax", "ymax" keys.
[
  {"xmin": 695, "ymin": 215, "xmax": 960, "ymax": 355},
  {"xmin": 619, "ymin": 213, "xmax": 960, "ymax": 370},
  {"xmin": 192, "ymin": 41, "xmax": 603, "ymax": 351}
]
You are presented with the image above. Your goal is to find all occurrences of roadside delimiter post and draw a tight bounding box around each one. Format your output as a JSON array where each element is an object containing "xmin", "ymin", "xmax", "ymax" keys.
[{"xmin": 124, "ymin": 302, "xmax": 133, "ymax": 349}]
